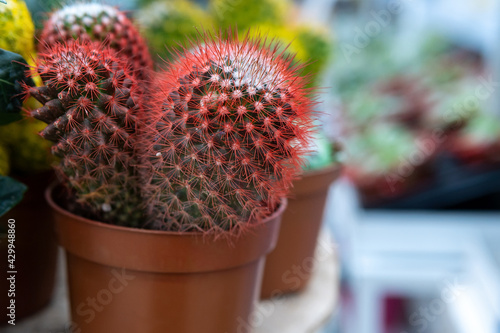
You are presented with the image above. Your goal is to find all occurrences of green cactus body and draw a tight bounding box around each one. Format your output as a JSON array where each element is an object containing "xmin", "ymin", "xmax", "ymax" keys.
[
  {"xmin": 28, "ymin": 41, "xmax": 144, "ymax": 226},
  {"xmin": 0, "ymin": 143, "xmax": 10, "ymax": 176},
  {"xmin": 246, "ymin": 24, "xmax": 332, "ymax": 87},
  {"xmin": 40, "ymin": 3, "xmax": 153, "ymax": 80},
  {"xmin": 295, "ymin": 25, "xmax": 332, "ymax": 86},
  {"xmin": 210, "ymin": 0, "xmax": 289, "ymax": 32},
  {"xmin": 137, "ymin": 0, "xmax": 213, "ymax": 63}
]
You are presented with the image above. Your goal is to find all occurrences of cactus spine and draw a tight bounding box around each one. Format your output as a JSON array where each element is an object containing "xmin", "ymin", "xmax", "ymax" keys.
[
  {"xmin": 27, "ymin": 41, "xmax": 144, "ymax": 226},
  {"xmin": 40, "ymin": 2, "xmax": 153, "ymax": 80},
  {"xmin": 140, "ymin": 33, "xmax": 315, "ymax": 233}
]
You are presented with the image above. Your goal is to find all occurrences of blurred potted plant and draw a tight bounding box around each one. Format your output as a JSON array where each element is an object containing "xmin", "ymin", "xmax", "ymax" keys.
[
  {"xmin": 27, "ymin": 24, "xmax": 316, "ymax": 332},
  {"xmin": 344, "ymin": 123, "xmax": 435, "ymax": 206},
  {"xmin": 447, "ymin": 111, "xmax": 500, "ymax": 167}
]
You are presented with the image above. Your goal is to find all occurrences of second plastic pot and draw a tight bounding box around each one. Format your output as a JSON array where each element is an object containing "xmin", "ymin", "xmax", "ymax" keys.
[{"xmin": 260, "ymin": 165, "xmax": 341, "ymax": 299}]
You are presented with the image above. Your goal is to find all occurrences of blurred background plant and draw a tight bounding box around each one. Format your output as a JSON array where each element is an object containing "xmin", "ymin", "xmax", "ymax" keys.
[
  {"xmin": 333, "ymin": 28, "xmax": 500, "ymax": 206},
  {"xmin": 0, "ymin": 0, "xmax": 54, "ymax": 180}
]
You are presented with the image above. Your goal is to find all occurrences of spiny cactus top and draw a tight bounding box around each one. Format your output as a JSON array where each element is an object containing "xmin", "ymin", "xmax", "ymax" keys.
[
  {"xmin": 0, "ymin": 0, "xmax": 35, "ymax": 62},
  {"xmin": 141, "ymin": 33, "xmax": 315, "ymax": 233},
  {"xmin": 27, "ymin": 41, "xmax": 144, "ymax": 226},
  {"xmin": 40, "ymin": 3, "xmax": 153, "ymax": 81}
]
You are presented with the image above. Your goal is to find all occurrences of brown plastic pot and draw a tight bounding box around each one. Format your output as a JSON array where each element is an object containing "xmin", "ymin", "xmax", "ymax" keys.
[
  {"xmin": 46, "ymin": 184, "xmax": 286, "ymax": 333},
  {"xmin": 260, "ymin": 165, "xmax": 341, "ymax": 299},
  {"xmin": 0, "ymin": 172, "xmax": 58, "ymax": 325}
]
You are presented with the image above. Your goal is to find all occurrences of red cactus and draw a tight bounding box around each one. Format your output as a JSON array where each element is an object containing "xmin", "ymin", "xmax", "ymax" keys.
[
  {"xmin": 140, "ymin": 32, "xmax": 316, "ymax": 233},
  {"xmin": 27, "ymin": 40, "xmax": 144, "ymax": 226},
  {"xmin": 39, "ymin": 3, "xmax": 153, "ymax": 81}
]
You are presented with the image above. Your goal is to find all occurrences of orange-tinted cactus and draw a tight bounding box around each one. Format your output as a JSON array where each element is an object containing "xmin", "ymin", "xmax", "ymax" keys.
[
  {"xmin": 27, "ymin": 41, "xmax": 144, "ymax": 226},
  {"xmin": 140, "ymin": 32, "xmax": 316, "ymax": 233}
]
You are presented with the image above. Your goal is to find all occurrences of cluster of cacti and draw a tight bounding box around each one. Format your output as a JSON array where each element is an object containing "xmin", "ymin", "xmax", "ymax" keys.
[
  {"xmin": 0, "ymin": 119, "xmax": 54, "ymax": 173},
  {"xmin": 137, "ymin": 0, "xmax": 213, "ymax": 62},
  {"xmin": 140, "ymin": 34, "xmax": 315, "ymax": 232},
  {"xmin": 209, "ymin": 0, "xmax": 289, "ymax": 33},
  {"xmin": 0, "ymin": 0, "xmax": 35, "ymax": 64},
  {"xmin": 40, "ymin": 2, "xmax": 153, "ymax": 80},
  {"xmin": 27, "ymin": 41, "xmax": 144, "ymax": 226}
]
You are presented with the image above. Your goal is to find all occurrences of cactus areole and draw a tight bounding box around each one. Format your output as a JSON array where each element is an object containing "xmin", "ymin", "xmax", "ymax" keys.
[
  {"xmin": 141, "ymin": 33, "xmax": 316, "ymax": 234},
  {"xmin": 27, "ymin": 41, "xmax": 143, "ymax": 227}
]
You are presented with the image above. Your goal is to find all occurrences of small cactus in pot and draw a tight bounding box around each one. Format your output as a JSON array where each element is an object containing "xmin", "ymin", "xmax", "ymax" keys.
[
  {"xmin": 140, "ymin": 32, "xmax": 316, "ymax": 234},
  {"xmin": 40, "ymin": 2, "xmax": 153, "ymax": 80},
  {"xmin": 26, "ymin": 41, "xmax": 144, "ymax": 226}
]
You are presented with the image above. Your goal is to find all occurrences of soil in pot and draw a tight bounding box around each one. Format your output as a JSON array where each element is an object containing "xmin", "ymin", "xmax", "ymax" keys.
[
  {"xmin": 261, "ymin": 165, "xmax": 341, "ymax": 299},
  {"xmin": 47, "ymin": 184, "xmax": 286, "ymax": 333}
]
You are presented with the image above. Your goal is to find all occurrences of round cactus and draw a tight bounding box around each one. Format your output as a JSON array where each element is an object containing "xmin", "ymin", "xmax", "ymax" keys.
[
  {"xmin": 210, "ymin": 0, "xmax": 290, "ymax": 33},
  {"xmin": 27, "ymin": 41, "xmax": 144, "ymax": 226},
  {"xmin": 39, "ymin": 2, "xmax": 153, "ymax": 80},
  {"xmin": 0, "ymin": 0, "xmax": 35, "ymax": 63},
  {"xmin": 0, "ymin": 143, "xmax": 10, "ymax": 176},
  {"xmin": 140, "ymin": 33, "xmax": 315, "ymax": 233},
  {"xmin": 136, "ymin": 0, "xmax": 213, "ymax": 63},
  {"xmin": 0, "ymin": 118, "xmax": 54, "ymax": 174}
]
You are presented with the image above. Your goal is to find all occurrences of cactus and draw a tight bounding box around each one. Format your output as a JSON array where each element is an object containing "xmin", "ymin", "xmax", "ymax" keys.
[
  {"xmin": 210, "ymin": 0, "xmax": 290, "ymax": 33},
  {"xmin": 40, "ymin": 2, "xmax": 153, "ymax": 80},
  {"xmin": 0, "ymin": 143, "xmax": 10, "ymax": 176},
  {"xmin": 26, "ymin": 41, "xmax": 144, "ymax": 226},
  {"xmin": 0, "ymin": 0, "xmax": 35, "ymax": 63},
  {"xmin": 0, "ymin": 118, "xmax": 54, "ymax": 173},
  {"xmin": 140, "ymin": 33, "xmax": 315, "ymax": 233},
  {"xmin": 136, "ymin": 0, "xmax": 213, "ymax": 63}
]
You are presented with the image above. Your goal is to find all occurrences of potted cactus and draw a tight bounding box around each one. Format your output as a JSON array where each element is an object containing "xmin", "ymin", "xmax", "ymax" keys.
[{"xmin": 27, "ymin": 28, "xmax": 316, "ymax": 332}]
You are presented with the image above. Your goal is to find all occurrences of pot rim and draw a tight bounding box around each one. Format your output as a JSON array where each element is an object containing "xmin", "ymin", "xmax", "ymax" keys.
[
  {"xmin": 301, "ymin": 163, "xmax": 342, "ymax": 178},
  {"xmin": 46, "ymin": 182, "xmax": 287, "ymax": 273},
  {"xmin": 45, "ymin": 182, "xmax": 287, "ymax": 238},
  {"xmin": 292, "ymin": 163, "xmax": 342, "ymax": 197}
]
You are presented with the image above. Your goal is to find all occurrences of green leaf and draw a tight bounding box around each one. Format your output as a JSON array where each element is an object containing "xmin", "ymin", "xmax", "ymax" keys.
[
  {"xmin": 0, "ymin": 176, "xmax": 27, "ymax": 217},
  {"xmin": 0, "ymin": 49, "xmax": 35, "ymax": 125}
]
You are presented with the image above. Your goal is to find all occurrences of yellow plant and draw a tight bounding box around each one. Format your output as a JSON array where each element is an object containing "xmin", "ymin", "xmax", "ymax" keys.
[
  {"xmin": 0, "ymin": 118, "xmax": 54, "ymax": 174},
  {"xmin": 0, "ymin": 0, "xmax": 35, "ymax": 63},
  {"xmin": 0, "ymin": 143, "xmax": 10, "ymax": 176}
]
